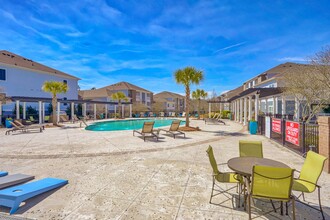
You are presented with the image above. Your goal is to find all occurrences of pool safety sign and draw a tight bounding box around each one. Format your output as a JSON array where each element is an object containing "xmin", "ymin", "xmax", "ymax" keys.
[
  {"xmin": 272, "ymin": 118, "xmax": 282, "ymax": 134},
  {"xmin": 285, "ymin": 121, "xmax": 300, "ymax": 146}
]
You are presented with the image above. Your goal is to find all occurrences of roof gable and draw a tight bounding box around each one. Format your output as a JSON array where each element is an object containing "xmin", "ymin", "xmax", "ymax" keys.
[
  {"xmin": 0, "ymin": 50, "xmax": 80, "ymax": 80},
  {"xmin": 100, "ymin": 81, "xmax": 152, "ymax": 93}
]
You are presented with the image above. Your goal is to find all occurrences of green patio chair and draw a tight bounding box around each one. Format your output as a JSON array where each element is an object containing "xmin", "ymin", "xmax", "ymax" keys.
[
  {"xmin": 292, "ymin": 151, "xmax": 327, "ymax": 220},
  {"xmin": 206, "ymin": 146, "xmax": 240, "ymax": 204},
  {"xmin": 239, "ymin": 140, "xmax": 263, "ymax": 158},
  {"xmin": 44, "ymin": 115, "xmax": 49, "ymax": 122},
  {"xmin": 249, "ymin": 165, "xmax": 295, "ymax": 220}
]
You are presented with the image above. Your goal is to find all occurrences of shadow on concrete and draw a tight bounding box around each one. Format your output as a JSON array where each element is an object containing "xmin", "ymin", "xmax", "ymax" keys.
[{"xmin": 0, "ymin": 186, "xmax": 65, "ymax": 216}]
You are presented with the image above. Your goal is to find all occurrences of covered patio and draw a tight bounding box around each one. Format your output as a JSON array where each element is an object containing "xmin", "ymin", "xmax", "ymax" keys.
[
  {"xmin": 0, "ymin": 96, "xmax": 133, "ymax": 125},
  {"xmin": 227, "ymin": 88, "xmax": 299, "ymax": 125}
]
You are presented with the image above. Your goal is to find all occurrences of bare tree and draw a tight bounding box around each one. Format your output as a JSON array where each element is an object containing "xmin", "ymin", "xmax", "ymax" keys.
[
  {"xmin": 152, "ymin": 101, "xmax": 166, "ymax": 114},
  {"xmin": 281, "ymin": 46, "xmax": 330, "ymax": 123}
]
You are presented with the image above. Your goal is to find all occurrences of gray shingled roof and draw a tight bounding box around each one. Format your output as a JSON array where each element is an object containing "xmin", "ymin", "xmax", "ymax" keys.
[{"xmin": 0, "ymin": 50, "xmax": 80, "ymax": 80}]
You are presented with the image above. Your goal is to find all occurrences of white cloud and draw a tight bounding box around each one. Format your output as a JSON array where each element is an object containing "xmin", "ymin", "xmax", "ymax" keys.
[
  {"xmin": 277, "ymin": 57, "xmax": 306, "ymax": 62},
  {"xmin": 214, "ymin": 42, "xmax": 247, "ymax": 53},
  {"xmin": 1, "ymin": 9, "xmax": 68, "ymax": 49}
]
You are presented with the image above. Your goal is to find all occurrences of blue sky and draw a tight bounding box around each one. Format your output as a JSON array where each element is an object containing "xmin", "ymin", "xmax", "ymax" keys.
[{"xmin": 1, "ymin": 0, "xmax": 329, "ymax": 96}]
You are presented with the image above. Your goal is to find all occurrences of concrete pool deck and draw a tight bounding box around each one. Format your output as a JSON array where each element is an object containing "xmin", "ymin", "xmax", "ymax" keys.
[{"xmin": 0, "ymin": 118, "xmax": 329, "ymax": 219}]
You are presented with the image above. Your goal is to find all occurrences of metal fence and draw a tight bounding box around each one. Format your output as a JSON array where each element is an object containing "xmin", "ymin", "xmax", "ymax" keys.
[{"xmin": 258, "ymin": 115, "xmax": 319, "ymax": 154}]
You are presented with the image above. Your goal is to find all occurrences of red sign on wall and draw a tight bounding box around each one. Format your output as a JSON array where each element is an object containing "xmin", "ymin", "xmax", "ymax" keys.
[
  {"xmin": 272, "ymin": 118, "xmax": 282, "ymax": 134},
  {"xmin": 285, "ymin": 121, "xmax": 300, "ymax": 146}
]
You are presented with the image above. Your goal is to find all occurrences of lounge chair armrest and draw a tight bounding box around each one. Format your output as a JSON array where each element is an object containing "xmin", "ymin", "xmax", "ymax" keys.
[
  {"xmin": 294, "ymin": 178, "xmax": 319, "ymax": 187},
  {"xmin": 217, "ymin": 162, "xmax": 228, "ymax": 166}
]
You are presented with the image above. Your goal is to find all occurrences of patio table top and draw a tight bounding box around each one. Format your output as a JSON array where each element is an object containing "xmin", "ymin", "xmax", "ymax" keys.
[{"xmin": 228, "ymin": 157, "xmax": 290, "ymax": 176}]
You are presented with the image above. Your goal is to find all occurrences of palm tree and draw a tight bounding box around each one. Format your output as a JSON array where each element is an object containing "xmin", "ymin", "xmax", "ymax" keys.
[
  {"xmin": 42, "ymin": 81, "xmax": 68, "ymax": 125},
  {"xmin": 174, "ymin": 66, "xmax": 204, "ymax": 127},
  {"xmin": 111, "ymin": 92, "xmax": 129, "ymax": 118},
  {"xmin": 192, "ymin": 89, "xmax": 208, "ymax": 119}
]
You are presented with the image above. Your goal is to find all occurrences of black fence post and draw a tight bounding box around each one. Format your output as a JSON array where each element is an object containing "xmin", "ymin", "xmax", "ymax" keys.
[
  {"xmin": 282, "ymin": 119, "xmax": 286, "ymax": 146},
  {"xmin": 270, "ymin": 117, "xmax": 272, "ymax": 139},
  {"xmin": 301, "ymin": 122, "xmax": 306, "ymax": 154}
]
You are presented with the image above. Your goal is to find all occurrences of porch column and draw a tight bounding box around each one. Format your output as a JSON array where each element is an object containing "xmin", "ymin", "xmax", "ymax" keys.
[
  {"xmin": 236, "ymin": 100, "xmax": 239, "ymax": 121},
  {"xmin": 71, "ymin": 102, "xmax": 74, "ymax": 122},
  {"xmin": 42, "ymin": 102, "xmax": 45, "ymax": 123},
  {"xmin": 273, "ymin": 96, "xmax": 278, "ymax": 115},
  {"xmin": 219, "ymin": 103, "xmax": 222, "ymax": 117},
  {"xmin": 82, "ymin": 103, "xmax": 87, "ymax": 117},
  {"xmin": 23, "ymin": 102, "xmax": 26, "ymax": 119},
  {"xmin": 105, "ymin": 104, "xmax": 108, "ymax": 119},
  {"xmin": 232, "ymin": 102, "xmax": 235, "ymax": 120},
  {"xmin": 295, "ymin": 97, "xmax": 300, "ymax": 121},
  {"xmin": 16, "ymin": 100, "xmax": 20, "ymax": 119},
  {"xmin": 208, "ymin": 103, "xmax": 211, "ymax": 118},
  {"xmin": 0, "ymin": 101, "xmax": 2, "ymax": 125},
  {"xmin": 94, "ymin": 104, "xmax": 97, "ymax": 120},
  {"xmin": 243, "ymin": 97, "xmax": 247, "ymax": 125},
  {"xmin": 129, "ymin": 104, "xmax": 132, "ymax": 118},
  {"xmin": 57, "ymin": 102, "xmax": 60, "ymax": 124},
  {"xmin": 281, "ymin": 96, "xmax": 286, "ymax": 115},
  {"xmin": 239, "ymin": 98, "xmax": 243, "ymax": 123},
  {"xmin": 255, "ymin": 94, "xmax": 259, "ymax": 121},
  {"xmin": 248, "ymin": 96, "xmax": 252, "ymax": 121},
  {"xmin": 122, "ymin": 104, "xmax": 124, "ymax": 118},
  {"xmin": 114, "ymin": 105, "xmax": 117, "ymax": 119},
  {"xmin": 38, "ymin": 101, "xmax": 42, "ymax": 124}
]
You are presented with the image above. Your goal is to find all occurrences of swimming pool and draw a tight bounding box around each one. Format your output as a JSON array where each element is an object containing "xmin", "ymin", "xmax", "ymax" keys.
[{"xmin": 85, "ymin": 119, "xmax": 183, "ymax": 131}]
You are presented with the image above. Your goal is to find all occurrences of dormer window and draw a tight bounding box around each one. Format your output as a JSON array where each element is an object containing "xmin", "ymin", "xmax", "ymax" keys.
[{"xmin": 0, "ymin": 69, "xmax": 6, "ymax": 81}]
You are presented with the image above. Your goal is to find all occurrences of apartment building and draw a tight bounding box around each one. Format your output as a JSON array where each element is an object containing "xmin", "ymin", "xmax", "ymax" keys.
[
  {"xmin": 79, "ymin": 81, "xmax": 153, "ymax": 110},
  {"xmin": 153, "ymin": 91, "xmax": 185, "ymax": 113}
]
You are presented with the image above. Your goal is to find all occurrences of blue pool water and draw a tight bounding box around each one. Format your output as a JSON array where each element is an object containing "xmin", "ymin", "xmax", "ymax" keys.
[{"xmin": 85, "ymin": 119, "xmax": 183, "ymax": 131}]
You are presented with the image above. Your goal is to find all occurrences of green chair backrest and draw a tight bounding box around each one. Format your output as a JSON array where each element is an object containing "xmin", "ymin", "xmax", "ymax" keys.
[
  {"xmin": 206, "ymin": 146, "xmax": 220, "ymax": 175},
  {"xmin": 169, "ymin": 120, "xmax": 181, "ymax": 131},
  {"xmin": 239, "ymin": 140, "xmax": 263, "ymax": 158},
  {"xmin": 299, "ymin": 151, "xmax": 327, "ymax": 191},
  {"xmin": 142, "ymin": 121, "xmax": 155, "ymax": 133},
  {"xmin": 29, "ymin": 116, "xmax": 35, "ymax": 121},
  {"xmin": 252, "ymin": 165, "xmax": 294, "ymax": 201}
]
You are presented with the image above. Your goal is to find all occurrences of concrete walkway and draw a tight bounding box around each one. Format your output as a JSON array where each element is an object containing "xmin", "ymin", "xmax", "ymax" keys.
[{"xmin": 0, "ymin": 119, "xmax": 329, "ymax": 219}]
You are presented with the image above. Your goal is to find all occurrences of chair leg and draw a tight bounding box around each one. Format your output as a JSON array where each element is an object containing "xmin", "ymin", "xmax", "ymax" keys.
[
  {"xmin": 248, "ymin": 194, "xmax": 252, "ymax": 220},
  {"xmin": 270, "ymin": 200, "xmax": 276, "ymax": 213},
  {"xmin": 238, "ymin": 183, "xmax": 241, "ymax": 208},
  {"xmin": 318, "ymin": 187, "xmax": 325, "ymax": 220},
  {"xmin": 280, "ymin": 201, "xmax": 283, "ymax": 215},
  {"xmin": 292, "ymin": 197, "xmax": 296, "ymax": 220},
  {"xmin": 209, "ymin": 177, "xmax": 215, "ymax": 203},
  {"xmin": 286, "ymin": 202, "xmax": 288, "ymax": 215}
]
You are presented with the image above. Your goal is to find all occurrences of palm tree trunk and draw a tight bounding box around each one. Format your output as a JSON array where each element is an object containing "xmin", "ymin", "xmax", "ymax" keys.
[
  {"xmin": 119, "ymin": 101, "xmax": 122, "ymax": 118},
  {"xmin": 198, "ymin": 99, "xmax": 200, "ymax": 119},
  {"xmin": 52, "ymin": 96, "xmax": 57, "ymax": 126},
  {"xmin": 185, "ymin": 86, "xmax": 190, "ymax": 127}
]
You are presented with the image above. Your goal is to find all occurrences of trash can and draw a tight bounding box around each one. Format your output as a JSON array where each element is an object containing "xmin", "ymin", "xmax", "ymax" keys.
[
  {"xmin": 5, "ymin": 118, "xmax": 13, "ymax": 128},
  {"xmin": 249, "ymin": 121, "xmax": 257, "ymax": 135}
]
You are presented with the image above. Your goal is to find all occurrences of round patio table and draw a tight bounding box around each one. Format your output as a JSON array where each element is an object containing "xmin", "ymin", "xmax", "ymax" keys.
[{"xmin": 227, "ymin": 157, "xmax": 290, "ymax": 176}]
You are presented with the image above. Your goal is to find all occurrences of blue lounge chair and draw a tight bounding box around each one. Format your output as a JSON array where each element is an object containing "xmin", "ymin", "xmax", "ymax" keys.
[
  {"xmin": 0, "ymin": 177, "xmax": 68, "ymax": 214},
  {"xmin": 0, "ymin": 172, "xmax": 8, "ymax": 177}
]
